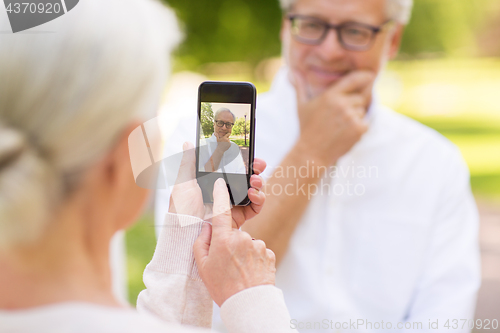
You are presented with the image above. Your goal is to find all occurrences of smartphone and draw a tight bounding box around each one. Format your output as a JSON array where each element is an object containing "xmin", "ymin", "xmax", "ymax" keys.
[{"xmin": 195, "ymin": 81, "xmax": 256, "ymax": 206}]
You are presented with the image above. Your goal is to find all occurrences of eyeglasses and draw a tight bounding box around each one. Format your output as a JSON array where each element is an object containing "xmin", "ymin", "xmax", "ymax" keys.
[
  {"xmin": 215, "ymin": 120, "xmax": 234, "ymax": 129},
  {"xmin": 288, "ymin": 14, "xmax": 392, "ymax": 51}
]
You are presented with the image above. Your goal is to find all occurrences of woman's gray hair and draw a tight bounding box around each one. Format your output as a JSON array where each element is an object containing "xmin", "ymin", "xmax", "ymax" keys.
[
  {"xmin": 214, "ymin": 108, "xmax": 236, "ymax": 122},
  {"xmin": 279, "ymin": 0, "xmax": 413, "ymax": 25},
  {"xmin": 0, "ymin": 0, "xmax": 181, "ymax": 249}
]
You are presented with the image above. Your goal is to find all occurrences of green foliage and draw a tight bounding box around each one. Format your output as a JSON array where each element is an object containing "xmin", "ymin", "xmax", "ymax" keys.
[
  {"xmin": 400, "ymin": 0, "xmax": 481, "ymax": 57},
  {"xmin": 200, "ymin": 102, "xmax": 214, "ymax": 137},
  {"xmin": 231, "ymin": 117, "xmax": 249, "ymax": 136},
  {"xmin": 164, "ymin": 0, "xmax": 282, "ymax": 69}
]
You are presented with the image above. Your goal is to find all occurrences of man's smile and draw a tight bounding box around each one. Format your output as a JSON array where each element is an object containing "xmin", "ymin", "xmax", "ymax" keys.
[{"xmin": 308, "ymin": 65, "xmax": 349, "ymax": 83}]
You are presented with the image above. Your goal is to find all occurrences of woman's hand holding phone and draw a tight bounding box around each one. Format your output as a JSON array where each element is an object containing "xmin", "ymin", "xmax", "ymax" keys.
[
  {"xmin": 168, "ymin": 141, "xmax": 274, "ymax": 307},
  {"xmin": 193, "ymin": 178, "xmax": 276, "ymax": 307},
  {"xmin": 168, "ymin": 141, "xmax": 266, "ymax": 228}
]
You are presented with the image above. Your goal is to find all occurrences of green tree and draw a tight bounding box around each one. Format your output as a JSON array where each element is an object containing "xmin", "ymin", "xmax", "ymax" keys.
[
  {"xmin": 200, "ymin": 102, "xmax": 214, "ymax": 137},
  {"xmin": 400, "ymin": 0, "xmax": 481, "ymax": 57},
  {"xmin": 231, "ymin": 117, "xmax": 249, "ymax": 136},
  {"xmin": 163, "ymin": 0, "xmax": 282, "ymax": 69}
]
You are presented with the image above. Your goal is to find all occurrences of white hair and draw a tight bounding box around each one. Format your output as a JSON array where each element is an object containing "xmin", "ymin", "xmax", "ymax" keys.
[
  {"xmin": 0, "ymin": 0, "xmax": 181, "ymax": 249},
  {"xmin": 279, "ymin": 0, "xmax": 413, "ymax": 25},
  {"xmin": 215, "ymin": 108, "xmax": 236, "ymax": 123}
]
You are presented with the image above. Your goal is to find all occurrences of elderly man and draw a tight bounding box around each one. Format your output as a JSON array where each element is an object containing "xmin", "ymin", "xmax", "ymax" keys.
[
  {"xmin": 199, "ymin": 107, "xmax": 246, "ymax": 174},
  {"xmin": 213, "ymin": 0, "xmax": 480, "ymax": 331}
]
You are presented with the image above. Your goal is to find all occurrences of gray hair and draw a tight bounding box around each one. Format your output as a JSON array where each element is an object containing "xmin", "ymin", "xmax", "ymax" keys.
[
  {"xmin": 279, "ymin": 0, "xmax": 413, "ymax": 25},
  {"xmin": 0, "ymin": 0, "xmax": 181, "ymax": 249},
  {"xmin": 214, "ymin": 108, "xmax": 236, "ymax": 122}
]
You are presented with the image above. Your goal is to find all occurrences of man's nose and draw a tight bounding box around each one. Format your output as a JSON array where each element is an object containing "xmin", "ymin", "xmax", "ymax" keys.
[{"xmin": 316, "ymin": 29, "xmax": 347, "ymax": 60}]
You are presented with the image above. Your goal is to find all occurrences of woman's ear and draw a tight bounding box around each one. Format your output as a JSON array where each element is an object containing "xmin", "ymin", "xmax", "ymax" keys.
[{"xmin": 102, "ymin": 122, "xmax": 151, "ymax": 231}]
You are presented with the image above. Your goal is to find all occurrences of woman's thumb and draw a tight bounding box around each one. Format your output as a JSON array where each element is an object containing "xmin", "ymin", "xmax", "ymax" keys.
[
  {"xmin": 193, "ymin": 222, "xmax": 212, "ymax": 265},
  {"xmin": 175, "ymin": 141, "xmax": 196, "ymax": 185}
]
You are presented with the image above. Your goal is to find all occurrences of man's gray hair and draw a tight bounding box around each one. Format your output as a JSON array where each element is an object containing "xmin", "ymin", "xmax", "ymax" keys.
[
  {"xmin": 279, "ymin": 0, "xmax": 413, "ymax": 25},
  {"xmin": 214, "ymin": 108, "xmax": 236, "ymax": 122}
]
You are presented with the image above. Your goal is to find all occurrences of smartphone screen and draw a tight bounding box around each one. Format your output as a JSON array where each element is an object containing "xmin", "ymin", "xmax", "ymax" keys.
[{"xmin": 196, "ymin": 81, "xmax": 256, "ymax": 206}]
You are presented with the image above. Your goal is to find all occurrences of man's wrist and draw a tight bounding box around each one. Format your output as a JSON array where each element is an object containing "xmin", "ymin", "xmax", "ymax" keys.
[
  {"xmin": 292, "ymin": 138, "xmax": 335, "ymax": 168},
  {"xmin": 214, "ymin": 146, "xmax": 227, "ymax": 154}
]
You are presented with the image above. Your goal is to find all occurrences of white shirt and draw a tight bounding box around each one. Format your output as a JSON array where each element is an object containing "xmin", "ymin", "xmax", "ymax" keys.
[
  {"xmin": 212, "ymin": 67, "xmax": 481, "ymax": 332},
  {"xmin": 198, "ymin": 134, "xmax": 246, "ymax": 174}
]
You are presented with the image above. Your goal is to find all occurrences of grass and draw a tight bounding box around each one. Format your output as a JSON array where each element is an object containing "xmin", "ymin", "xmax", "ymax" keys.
[
  {"xmin": 125, "ymin": 213, "xmax": 157, "ymax": 305},
  {"xmin": 231, "ymin": 138, "xmax": 249, "ymax": 147},
  {"xmin": 204, "ymin": 135, "xmax": 249, "ymax": 147}
]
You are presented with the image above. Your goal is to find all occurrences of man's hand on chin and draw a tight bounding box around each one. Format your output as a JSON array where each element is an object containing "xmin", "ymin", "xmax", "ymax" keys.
[
  {"xmin": 215, "ymin": 133, "xmax": 231, "ymax": 153},
  {"xmin": 291, "ymin": 68, "xmax": 375, "ymax": 167}
]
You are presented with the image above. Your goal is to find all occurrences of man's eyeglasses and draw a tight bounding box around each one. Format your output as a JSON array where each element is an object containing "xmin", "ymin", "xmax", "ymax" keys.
[
  {"xmin": 288, "ymin": 15, "xmax": 392, "ymax": 51},
  {"xmin": 215, "ymin": 120, "xmax": 234, "ymax": 129}
]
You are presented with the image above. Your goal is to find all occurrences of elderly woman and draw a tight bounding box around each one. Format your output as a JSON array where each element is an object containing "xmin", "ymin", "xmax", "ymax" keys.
[{"xmin": 0, "ymin": 0, "xmax": 293, "ymax": 332}]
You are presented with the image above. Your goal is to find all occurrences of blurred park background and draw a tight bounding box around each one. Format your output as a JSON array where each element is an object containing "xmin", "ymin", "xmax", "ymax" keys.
[{"xmin": 126, "ymin": 0, "xmax": 500, "ymax": 327}]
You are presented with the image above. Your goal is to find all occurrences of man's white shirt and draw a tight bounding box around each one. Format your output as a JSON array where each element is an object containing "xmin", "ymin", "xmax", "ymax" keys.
[
  {"xmin": 210, "ymin": 67, "xmax": 481, "ymax": 332},
  {"xmin": 198, "ymin": 133, "xmax": 246, "ymax": 174}
]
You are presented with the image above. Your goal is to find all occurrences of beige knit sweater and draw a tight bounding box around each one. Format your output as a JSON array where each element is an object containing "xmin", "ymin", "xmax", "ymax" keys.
[{"xmin": 137, "ymin": 213, "xmax": 295, "ymax": 332}]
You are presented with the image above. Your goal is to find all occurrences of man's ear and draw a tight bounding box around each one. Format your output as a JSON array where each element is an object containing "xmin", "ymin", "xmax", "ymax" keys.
[
  {"xmin": 388, "ymin": 24, "xmax": 405, "ymax": 60},
  {"xmin": 280, "ymin": 16, "xmax": 289, "ymax": 42}
]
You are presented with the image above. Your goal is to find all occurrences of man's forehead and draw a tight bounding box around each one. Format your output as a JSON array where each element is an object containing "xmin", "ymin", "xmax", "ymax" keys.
[
  {"xmin": 217, "ymin": 111, "xmax": 232, "ymax": 117},
  {"xmin": 291, "ymin": 0, "xmax": 387, "ymax": 25}
]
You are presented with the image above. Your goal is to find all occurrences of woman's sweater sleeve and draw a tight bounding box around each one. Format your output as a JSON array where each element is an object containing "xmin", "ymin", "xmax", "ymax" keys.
[
  {"xmin": 136, "ymin": 213, "xmax": 213, "ymax": 328},
  {"xmin": 136, "ymin": 213, "xmax": 296, "ymax": 332}
]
